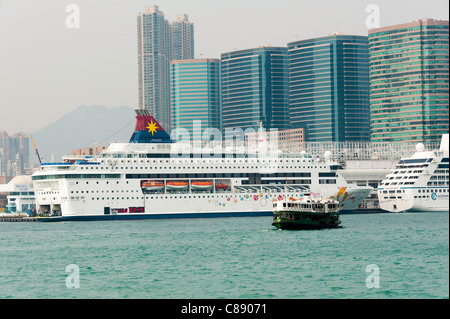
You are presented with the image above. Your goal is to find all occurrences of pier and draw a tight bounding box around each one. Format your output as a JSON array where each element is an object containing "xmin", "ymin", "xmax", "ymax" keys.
[{"xmin": 0, "ymin": 216, "xmax": 39, "ymax": 222}]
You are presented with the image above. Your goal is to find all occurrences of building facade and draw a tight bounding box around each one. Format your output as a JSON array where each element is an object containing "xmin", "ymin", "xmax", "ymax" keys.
[
  {"xmin": 0, "ymin": 132, "xmax": 29, "ymax": 183},
  {"xmin": 369, "ymin": 19, "xmax": 449, "ymax": 143},
  {"xmin": 137, "ymin": 6, "xmax": 194, "ymax": 133},
  {"xmin": 288, "ymin": 33, "xmax": 370, "ymax": 142},
  {"xmin": 170, "ymin": 14, "xmax": 195, "ymax": 60},
  {"xmin": 245, "ymin": 127, "xmax": 305, "ymax": 153},
  {"xmin": 170, "ymin": 59, "xmax": 221, "ymax": 142},
  {"xmin": 220, "ymin": 45, "xmax": 289, "ymax": 132}
]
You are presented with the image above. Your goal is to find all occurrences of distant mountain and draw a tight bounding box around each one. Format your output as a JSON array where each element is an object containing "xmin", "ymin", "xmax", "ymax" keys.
[{"xmin": 29, "ymin": 105, "xmax": 135, "ymax": 164}]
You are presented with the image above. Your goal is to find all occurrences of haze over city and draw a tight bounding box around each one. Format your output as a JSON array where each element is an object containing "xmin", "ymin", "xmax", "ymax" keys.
[{"xmin": 0, "ymin": 0, "xmax": 448, "ymax": 134}]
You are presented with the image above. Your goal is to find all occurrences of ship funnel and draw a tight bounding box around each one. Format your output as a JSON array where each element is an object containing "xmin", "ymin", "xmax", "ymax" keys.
[{"xmin": 129, "ymin": 109, "xmax": 173, "ymax": 143}]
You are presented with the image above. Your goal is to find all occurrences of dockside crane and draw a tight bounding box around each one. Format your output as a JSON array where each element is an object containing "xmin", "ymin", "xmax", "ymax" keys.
[{"xmin": 29, "ymin": 135, "xmax": 42, "ymax": 165}]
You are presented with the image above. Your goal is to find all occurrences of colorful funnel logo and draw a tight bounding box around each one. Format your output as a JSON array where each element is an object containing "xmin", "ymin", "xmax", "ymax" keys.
[{"xmin": 129, "ymin": 109, "xmax": 172, "ymax": 143}]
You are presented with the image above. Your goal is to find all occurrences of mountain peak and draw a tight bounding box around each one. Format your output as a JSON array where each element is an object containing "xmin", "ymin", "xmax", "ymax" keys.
[{"xmin": 30, "ymin": 105, "xmax": 135, "ymax": 164}]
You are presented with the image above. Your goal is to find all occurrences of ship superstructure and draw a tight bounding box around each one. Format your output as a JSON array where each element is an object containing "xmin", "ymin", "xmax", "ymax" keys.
[
  {"xmin": 32, "ymin": 110, "xmax": 372, "ymax": 220},
  {"xmin": 378, "ymin": 134, "xmax": 449, "ymax": 212}
]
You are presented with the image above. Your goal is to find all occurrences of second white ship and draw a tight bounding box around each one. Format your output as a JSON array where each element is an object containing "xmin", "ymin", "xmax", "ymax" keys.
[
  {"xmin": 32, "ymin": 110, "xmax": 372, "ymax": 221},
  {"xmin": 378, "ymin": 134, "xmax": 449, "ymax": 213}
]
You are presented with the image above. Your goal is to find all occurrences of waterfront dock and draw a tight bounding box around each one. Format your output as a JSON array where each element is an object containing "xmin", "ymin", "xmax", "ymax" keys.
[{"xmin": 0, "ymin": 216, "xmax": 39, "ymax": 222}]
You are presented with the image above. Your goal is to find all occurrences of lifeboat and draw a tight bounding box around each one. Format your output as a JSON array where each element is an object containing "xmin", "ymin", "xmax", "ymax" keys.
[
  {"xmin": 215, "ymin": 183, "xmax": 230, "ymax": 190},
  {"xmin": 142, "ymin": 180, "xmax": 164, "ymax": 190},
  {"xmin": 166, "ymin": 181, "xmax": 189, "ymax": 190},
  {"xmin": 191, "ymin": 180, "xmax": 213, "ymax": 190}
]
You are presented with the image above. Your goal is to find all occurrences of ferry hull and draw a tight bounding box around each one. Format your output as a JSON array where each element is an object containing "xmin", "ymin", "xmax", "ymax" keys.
[{"xmin": 272, "ymin": 221, "xmax": 341, "ymax": 230}]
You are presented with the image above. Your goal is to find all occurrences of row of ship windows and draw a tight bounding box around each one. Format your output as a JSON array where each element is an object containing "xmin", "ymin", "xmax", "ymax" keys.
[
  {"xmin": 386, "ymin": 175, "xmax": 418, "ymax": 180},
  {"xmin": 391, "ymin": 170, "xmax": 423, "ymax": 174},
  {"xmin": 72, "ymin": 189, "xmax": 139, "ymax": 194},
  {"xmin": 381, "ymin": 181, "xmax": 417, "ymax": 186},
  {"xmin": 80, "ymin": 165, "xmax": 326, "ymax": 170},
  {"xmin": 381, "ymin": 188, "xmax": 448, "ymax": 194},
  {"xmin": 427, "ymin": 181, "xmax": 449, "ymax": 186},
  {"xmin": 68, "ymin": 194, "xmax": 271, "ymax": 201},
  {"xmin": 391, "ymin": 169, "xmax": 448, "ymax": 175},
  {"xmin": 100, "ymin": 158, "xmax": 313, "ymax": 163}
]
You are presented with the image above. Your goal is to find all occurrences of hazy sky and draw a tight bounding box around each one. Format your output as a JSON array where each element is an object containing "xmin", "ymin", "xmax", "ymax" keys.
[{"xmin": 0, "ymin": 0, "xmax": 448, "ymax": 134}]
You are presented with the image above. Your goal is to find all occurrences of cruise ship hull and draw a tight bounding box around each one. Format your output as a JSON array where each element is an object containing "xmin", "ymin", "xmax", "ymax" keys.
[
  {"xmin": 379, "ymin": 190, "xmax": 449, "ymax": 213},
  {"xmin": 36, "ymin": 185, "xmax": 369, "ymax": 221}
]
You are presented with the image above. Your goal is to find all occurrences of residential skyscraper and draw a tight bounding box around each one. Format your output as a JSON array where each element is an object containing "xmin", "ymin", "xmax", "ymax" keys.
[
  {"xmin": 221, "ymin": 45, "xmax": 289, "ymax": 132},
  {"xmin": 288, "ymin": 33, "xmax": 370, "ymax": 142},
  {"xmin": 137, "ymin": 6, "xmax": 171, "ymax": 131},
  {"xmin": 137, "ymin": 6, "xmax": 195, "ymax": 133},
  {"xmin": 170, "ymin": 14, "xmax": 195, "ymax": 61},
  {"xmin": 369, "ymin": 19, "xmax": 449, "ymax": 143},
  {"xmin": 0, "ymin": 132, "xmax": 29, "ymax": 181},
  {"xmin": 170, "ymin": 59, "xmax": 221, "ymax": 141}
]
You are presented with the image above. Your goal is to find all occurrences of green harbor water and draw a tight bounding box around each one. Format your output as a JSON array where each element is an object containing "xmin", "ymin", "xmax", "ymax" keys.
[{"xmin": 0, "ymin": 212, "xmax": 448, "ymax": 299}]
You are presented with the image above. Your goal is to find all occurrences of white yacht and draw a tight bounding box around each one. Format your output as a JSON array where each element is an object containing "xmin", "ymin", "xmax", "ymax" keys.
[
  {"xmin": 378, "ymin": 134, "xmax": 449, "ymax": 212},
  {"xmin": 32, "ymin": 110, "xmax": 372, "ymax": 221}
]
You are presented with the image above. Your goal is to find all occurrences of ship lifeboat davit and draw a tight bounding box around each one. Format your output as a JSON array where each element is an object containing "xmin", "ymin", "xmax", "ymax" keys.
[
  {"xmin": 142, "ymin": 180, "xmax": 165, "ymax": 191},
  {"xmin": 166, "ymin": 181, "xmax": 189, "ymax": 190},
  {"xmin": 215, "ymin": 183, "xmax": 230, "ymax": 190},
  {"xmin": 191, "ymin": 180, "xmax": 213, "ymax": 190}
]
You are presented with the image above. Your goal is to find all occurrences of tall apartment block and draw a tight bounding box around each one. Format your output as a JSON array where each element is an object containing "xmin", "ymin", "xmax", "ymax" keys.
[
  {"xmin": 369, "ymin": 19, "xmax": 449, "ymax": 143},
  {"xmin": 288, "ymin": 33, "xmax": 370, "ymax": 142},
  {"xmin": 0, "ymin": 132, "xmax": 29, "ymax": 182},
  {"xmin": 170, "ymin": 14, "xmax": 195, "ymax": 60},
  {"xmin": 221, "ymin": 45, "xmax": 289, "ymax": 132},
  {"xmin": 170, "ymin": 59, "xmax": 221, "ymax": 141},
  {"xmin": 137, "ymin": 6, "xmax": 194, "ymax": 133}
]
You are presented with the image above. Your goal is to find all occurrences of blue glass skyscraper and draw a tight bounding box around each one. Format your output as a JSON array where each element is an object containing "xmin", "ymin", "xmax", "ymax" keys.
[
  {"xmin": 170, "ymin": 59, "xmax": 221, "ymax": 141},
  {"xmin": 288, "ymin": 33, "xmax": 370, "ymax": 142},
  {"xmin": 221, "ymin": 45, "xmax": 289, "ymax": 132}
]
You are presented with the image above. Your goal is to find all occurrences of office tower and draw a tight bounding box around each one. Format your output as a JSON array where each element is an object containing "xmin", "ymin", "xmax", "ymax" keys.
[
  {"xmin": 170, "ymin": 59, "xmax": 221, "ymax": 142},
  {"xmin": 137, "ymin": 6, "xmax": 195, "ymax": 133},
  {"xmin": 369, "ymin": 19, "xmax": 449, "ymax": 143},
  {"xmin": 288, "ymin": 33, "xmax": 370, "ymax": 142},
  {"xmin": 170, "ymin": 14, "xmax": 194, "ymax": 60},
  {"xmin": 221, "ymin": 45, "xmax": 289, "ymax": 132}
]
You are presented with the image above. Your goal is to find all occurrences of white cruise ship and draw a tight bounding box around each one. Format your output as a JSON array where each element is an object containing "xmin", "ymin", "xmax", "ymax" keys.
[
  {"xmin": 32, "ymin": 110, "xmax": 372, "ymax": 221},
  {"xmin": 378, "ymin": 134, "xmax": 449, "ymax": 213}
]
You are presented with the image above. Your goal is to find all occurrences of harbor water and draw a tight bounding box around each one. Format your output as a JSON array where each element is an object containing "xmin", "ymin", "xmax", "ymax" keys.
[{"xmin": 0, "ymin": 212, "xmax": 448, "ymax": 299}]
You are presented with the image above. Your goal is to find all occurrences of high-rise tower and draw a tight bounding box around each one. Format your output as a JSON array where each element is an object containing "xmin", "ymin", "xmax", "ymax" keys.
[
  {"xmin": 288, "ymin": 33, "xmax": 370, "ymax": 142},
  {"xmin": 369, "ymin": 19, "xmax": 449, "ymax": 143},
  {"xmin": 170, "ymin": 58, "xmax": 221, "ymax": 142},
  {"xmin": 170, "ymin": 14, "xmax": 195, "ymax": 61},
  {"xmin": 221, "ymin": 45, "xmax": 289, "ymax": 132},
  {"xmin": 137, "ymin": 6, "xmax": 195, "ymax": 133}
]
